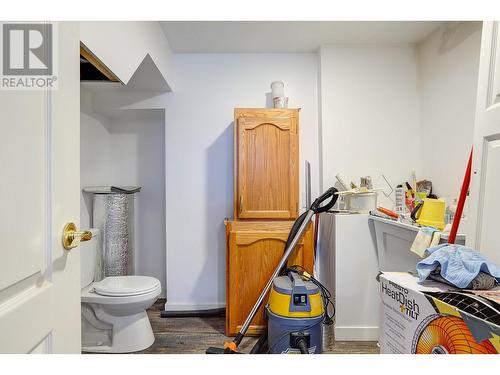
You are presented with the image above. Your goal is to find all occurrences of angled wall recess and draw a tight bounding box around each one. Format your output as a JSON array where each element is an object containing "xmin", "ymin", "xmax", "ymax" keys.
[{"xmin": 80, "ymin": 43, "xmax": 120, "ymax": 82}]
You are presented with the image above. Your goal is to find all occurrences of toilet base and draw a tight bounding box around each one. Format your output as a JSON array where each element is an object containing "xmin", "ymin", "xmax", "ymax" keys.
[{"xmin": 82, "ymin": 310, "xmax": 155, "ymax": 353}]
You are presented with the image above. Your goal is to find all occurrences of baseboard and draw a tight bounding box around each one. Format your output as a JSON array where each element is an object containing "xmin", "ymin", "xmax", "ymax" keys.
[
  {"xmin": 164, "ymin": 302, "xmax": 226, "ymax": 312},
  {"xmin": 334, "ymin": 326, "xmax": 379, "ymax": 341}
]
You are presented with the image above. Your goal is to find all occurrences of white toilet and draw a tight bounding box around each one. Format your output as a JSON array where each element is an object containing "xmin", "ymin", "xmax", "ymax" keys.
[{"xmin": 80, "ymin": 228, "xmax": 161, "ymax": 353}]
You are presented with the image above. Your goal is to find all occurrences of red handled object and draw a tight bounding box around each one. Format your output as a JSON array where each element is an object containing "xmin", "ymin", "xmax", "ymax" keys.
[
  {"xmin": 448, "ymin": 149, "xmax": 473, "ymax": 244},
  {"xmin": 377, "ymin": 206, "xmax": 399, "ymax": 219}
]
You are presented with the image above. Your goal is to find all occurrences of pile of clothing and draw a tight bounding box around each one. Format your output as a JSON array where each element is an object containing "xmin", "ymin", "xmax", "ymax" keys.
[{"xmin": 416, "ymin": 244, "xmax": 500, "ymax": 290}]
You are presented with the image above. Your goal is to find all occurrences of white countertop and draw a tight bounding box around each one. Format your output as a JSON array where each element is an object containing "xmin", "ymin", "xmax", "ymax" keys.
[{"xmin": 369, "ymin": 214, "xmax": 466, "ymax": 241}]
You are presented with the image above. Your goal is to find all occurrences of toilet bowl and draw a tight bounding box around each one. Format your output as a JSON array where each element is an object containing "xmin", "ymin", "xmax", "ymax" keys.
[{"xmin": 80, "ymin": 228, "xmax": 161, "ymax": 353}]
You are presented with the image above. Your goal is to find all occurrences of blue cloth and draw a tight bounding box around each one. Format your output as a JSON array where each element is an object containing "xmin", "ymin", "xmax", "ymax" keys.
[{"xmin": 416, "ymin": 244, "xmax": 500, "ymax": 288}]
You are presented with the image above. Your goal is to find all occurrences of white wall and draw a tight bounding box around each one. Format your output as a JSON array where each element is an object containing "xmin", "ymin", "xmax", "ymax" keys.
[
  {"xmin": 319, "ymin": 44, "xmax": 423, "ymax": 208},
  {"xmin": 163, "ymin": 53, "xmax": 319, "ymax": 310},
  {"xmin": 80, "ymin": 87, "xmax": 167, "ymax": 296},
  {"xmin": 417, "ymin": 22, "xmax": 481, "ymax": 232},
  {"xmin": 80, "ymin": 88, "xmax": 112, "ymax": 231},
  {"xmin": 78, "ymin": 23, "xmax": 482, "ymax": 310}
]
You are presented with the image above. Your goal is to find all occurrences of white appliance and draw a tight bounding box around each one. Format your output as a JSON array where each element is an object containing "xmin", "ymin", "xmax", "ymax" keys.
[
  {"xmin": 80, "ymin": 229, "xmax": 161, "ymax": 353},
  {"xmin": 370, "ymin": 215, "xmax": 466, "ymax": 272},
  {"xmin": 317, "ymin": 213, "xmax": 379, "ymax": 341}
]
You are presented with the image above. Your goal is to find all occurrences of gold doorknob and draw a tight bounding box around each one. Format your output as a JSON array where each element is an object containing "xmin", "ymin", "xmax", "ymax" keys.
[{"xmin": 62, "ymin": 222, "xmax": 92, "ymax": 250}]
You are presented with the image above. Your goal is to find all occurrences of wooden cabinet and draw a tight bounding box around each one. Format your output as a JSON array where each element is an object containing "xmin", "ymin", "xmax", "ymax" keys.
[
  {"xmin": 225, "ymin": 220, "xmax": 314, "ymax": 336},
  {"xmin": 234, "ymin": 108, "xmax": 299, "ymax": 220},
  {"xmin": 226, "ymin": 108, "xmax": 307, "ymax": 337}
]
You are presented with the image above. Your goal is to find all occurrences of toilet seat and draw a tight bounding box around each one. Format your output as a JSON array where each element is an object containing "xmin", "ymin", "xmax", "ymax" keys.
[{"xmin": 94, "ymin": 276, "xmax": 161, "ymax": 297}]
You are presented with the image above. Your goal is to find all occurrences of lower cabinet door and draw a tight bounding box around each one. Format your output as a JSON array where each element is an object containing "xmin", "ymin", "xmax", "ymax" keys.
[{"xmin": 225, "ymin": 220, "xmax": 314, "ymax": 337}]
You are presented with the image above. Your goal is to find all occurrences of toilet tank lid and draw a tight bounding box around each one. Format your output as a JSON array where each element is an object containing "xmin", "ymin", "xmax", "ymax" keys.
[{"xmin": 82, "ymin": 186, "xmax": 141, "ymax": 194}]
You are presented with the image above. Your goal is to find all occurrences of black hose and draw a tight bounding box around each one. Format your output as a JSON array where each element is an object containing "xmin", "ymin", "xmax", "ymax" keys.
[
  {"xmin": 311, "ymin": 187, "xmax": 338, "ymax": 213},
  {"xmin": 286, "ymin": 211, "xmax": 308, "ymax": 249},
  {"xmin": 278, "ymin": 211, "xmax": 308, "ymax": 276},
  {"xmin": 297, "ymin": 339, "xmax": 309, "ymax": 354},
  {"xmin": 278, "ymin": 188, "xmax": 338, "ymax": 276},
  {"xmin": 267, "ymin": 322, "xmax": 319, "ymax": 353}
]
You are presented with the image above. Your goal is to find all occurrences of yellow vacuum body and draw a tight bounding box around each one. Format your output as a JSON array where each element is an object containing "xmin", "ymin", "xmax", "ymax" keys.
[{"xmin": 266, "ymin": 271, "xmax": 324, "ymax": 354}]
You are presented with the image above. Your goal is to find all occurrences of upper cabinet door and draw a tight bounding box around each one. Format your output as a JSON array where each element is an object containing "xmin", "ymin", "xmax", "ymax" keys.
[{"xmin": 235, "ymin": 109, "xmax": 299, "ymax": 220}]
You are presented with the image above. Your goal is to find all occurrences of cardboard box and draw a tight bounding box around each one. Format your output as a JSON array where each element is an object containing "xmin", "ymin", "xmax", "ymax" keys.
[{"xmin": 379, "ymin": 272, "xmax": 500, "ymax": 354}]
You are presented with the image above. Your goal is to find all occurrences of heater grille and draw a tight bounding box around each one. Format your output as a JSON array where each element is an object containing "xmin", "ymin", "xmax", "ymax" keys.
[{"xmin": 429, "ymin": 292, "xmax": 500, "ymax": 326}]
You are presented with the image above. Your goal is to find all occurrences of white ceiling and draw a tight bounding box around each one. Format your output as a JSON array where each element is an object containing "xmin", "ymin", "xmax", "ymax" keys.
[{"xmin": 160, "ymin": 21, "xmax": 445, "ymax": 53}]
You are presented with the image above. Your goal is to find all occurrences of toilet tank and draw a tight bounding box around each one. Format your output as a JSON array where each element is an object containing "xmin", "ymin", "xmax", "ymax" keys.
[{"xmin": 80, "ymin": 228, "xmax": 101, "ymax": 289}]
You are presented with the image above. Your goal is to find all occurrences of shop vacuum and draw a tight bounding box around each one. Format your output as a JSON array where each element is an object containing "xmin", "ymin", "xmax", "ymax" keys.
[{"xmin": 206, "ymin": 187, "xmax": 338, "ymax": 354}]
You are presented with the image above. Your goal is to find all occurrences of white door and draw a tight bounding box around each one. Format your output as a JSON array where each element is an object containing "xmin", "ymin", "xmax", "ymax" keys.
[
  {"xmin": 0, "ymin": 22, "xmax": 81, "ymax": 353},
  {"xmin": 469, "ymin": 21, "xmax": 500, "ymax": 265}
]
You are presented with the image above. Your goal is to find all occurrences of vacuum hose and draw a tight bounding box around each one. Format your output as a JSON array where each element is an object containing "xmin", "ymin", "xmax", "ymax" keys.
[
  {"xmin": 279, "ymin": 187, "xmax": 338, "ymax": 276},
  {"xmin": 297, "ymin": 339, "xmax": 309, "ymax": 354}
]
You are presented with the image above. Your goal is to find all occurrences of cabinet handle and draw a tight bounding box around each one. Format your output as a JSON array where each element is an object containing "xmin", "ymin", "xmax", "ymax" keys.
[{"xmin": 239, "ymin": 196, "xmax": 243, "ymax": 214}]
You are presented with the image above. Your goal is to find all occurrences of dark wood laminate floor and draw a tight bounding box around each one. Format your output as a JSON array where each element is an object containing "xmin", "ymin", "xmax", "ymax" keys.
[{"xmin": 136, "ymin": 300, "xmax": 379, "ymax": 354}]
